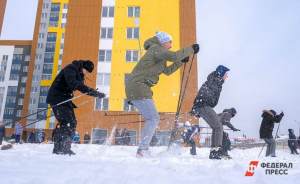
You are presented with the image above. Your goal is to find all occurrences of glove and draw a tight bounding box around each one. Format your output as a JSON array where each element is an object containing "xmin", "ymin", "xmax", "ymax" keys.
[
  {"xmin": 280, "ymin": 112, "xmax": 284, "ymax": 117},
  {"xmin": 192, "ymin": 44, "xmax": 200, "ymax": 54},
  {"xmin": 88, "ymin": 90, "xmax": 106, "ymax": 98},
  {"xmin": 234, "ymin": 129, "xmax": 241, "ymax": 132},
  {"xmin": 181, "ymin": 56, "xmax": 189, "ymax": 63}
]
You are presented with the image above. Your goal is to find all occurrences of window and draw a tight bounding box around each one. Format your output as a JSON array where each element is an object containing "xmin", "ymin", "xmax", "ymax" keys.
[
  {"xmin": 98, "ymin": 50, "xmax": 112, "ymax": 62},
  {"xmin": 39, "ymin": 96, "xmax": 47, "ymax": 104},
  {"xmin": 9, "ymin": 74, "xmax": 19, "ymax": 81},
  {"xmin": 23, "ymin": 66, "xmax": 28, "ymax": 73},
  {"xmin": 127, "ymin": 27, "xmax": 139, "ymax": 39},
  {"xmin": 44, "ymin": 53, "xmax": 54, "ymax": 63},
  {"xmin": 47, "ymin": 32, "xmax": 57, "ymax": 42},
  {"xmin": 62, "ymin": 13, "xmax": 67, "ymax": 19},
  {"xmin": 20, "ymin": 87, "xmax": 26, "ymax": 95},
  {"xmin": 128, "ymin": 6, "xmax": 140, "ymax": 17},
  {"xmin": 101, "ymin": 27, "xmax": 113, "ymax": 39},
  {"xmin": 21, "ymin": 76, "xmax": 27, "ymax": 83},
  {"xmin": 41, "ymin": 74, "xmax": 52, "ymax": 80},
  {"xmin": 92, "ymin": 128, "xmax": 108, "ymax": 144},
  {"xmin": 63, "ymin": 3, "xmax": 68, "ymax": 9},
  {"xmin": 11, "ymin": 64, "xmax": 21, "ymax": 71},
  {"xmin": 42, "ymin": 64, "xmax": 53, "ymax": 75},
  {"xmin": 39, "ymin": 33, "xmax": 45, "ymax": 39},
  {"xmin": 16, "ymin": 110, "xmax": 22, "ymax": 117},
  {"xmin": 126, "ymin": 50, "xmax": 139, "ymax": 62},
  {"xmin": 4, "ymin": 108, "xmax": 14, "ymax": 115},
  {"xmin": 102, "ymin": 6, "xmax": 114, "ymax": 17},
  {"xmin": 51, "ymin": 3, "xmax": 60, "ymax": 12},
  {"xmin": 2, "ymin": 55, "xmax": 8, "ymax": 61},
  {"xmin": 96, "ymin": 73, "xmax": 110, "ymax": 86},
  {"xmin": 18, "ymin": 98, "xmax": 24, "ymax": 105},
  {"xmin": 6, "ymin": 96, "xmax": 16, "ymax": 104},
  {"xmin": 40, "ymin": 86, "xmax": 49, "ymax": 95},
  {"xmin": 95, "ymin": 98, "xmax": 109, "ymax": 111},
  {"xmin": 45, "ymin": 42, "xmax": 56, "ymax": 52},
  {"xmin": 7, "ymin": 86, "xmax": 17, "ymax": 94},
  {"xmin": 13, "ymin": 54, "xmax": 23, "ymax": 60}
]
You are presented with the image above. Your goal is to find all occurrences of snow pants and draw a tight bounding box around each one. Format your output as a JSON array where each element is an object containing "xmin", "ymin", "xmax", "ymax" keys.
[
  {"xmin": 51, "ymin": 102, "xmax": 77, "ymax": 153},
  {"xmin": 196, "ymin": 106, "xmax": 223, "ymax": 147},
  {"xmin": 131, "ymin": 99, "xmax": 160, "ymax": 151},
  {"xmin": 264, "ymin": 138, "xmax": 276, "ymax": 157}
]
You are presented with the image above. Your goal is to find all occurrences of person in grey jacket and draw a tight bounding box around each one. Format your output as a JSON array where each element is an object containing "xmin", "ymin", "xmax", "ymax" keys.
[
  {"xmin": 191, "ymin": 65, "xmax": 230, "ymax": 159},
  {"xmin": 218, "ymin": 108, "xmax": 240, "ymax": 158},
  {"xmin": 125, "ymin": 31, "xmax": 199, "ymax": 157}
]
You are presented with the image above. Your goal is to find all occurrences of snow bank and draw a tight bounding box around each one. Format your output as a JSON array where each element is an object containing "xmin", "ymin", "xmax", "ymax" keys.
[{"xmin": 0, "ymin": 144, "xmax": 299, "ymax": 184}]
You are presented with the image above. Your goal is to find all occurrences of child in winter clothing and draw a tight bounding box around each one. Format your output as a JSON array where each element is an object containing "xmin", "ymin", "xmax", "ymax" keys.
[
  {"xmin": 191, "ymin": 65, "xmax": 230, "ymax": 159},
  {"xmin": 218, "ymin": 108, "xmax": 240, "ymax": 158},
  {"xmin": 182, "ymin": 123, "xmax": 201, "ymax": 155}
]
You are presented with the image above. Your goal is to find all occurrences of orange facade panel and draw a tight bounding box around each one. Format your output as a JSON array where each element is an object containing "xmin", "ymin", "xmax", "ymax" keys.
[
  {"xmin": 0, "ymin": 40, "xmax": 32, "ymax": 46},
  {"xmin": 179, "ymin": 0, "xmax": 198, "ymax": 113}
]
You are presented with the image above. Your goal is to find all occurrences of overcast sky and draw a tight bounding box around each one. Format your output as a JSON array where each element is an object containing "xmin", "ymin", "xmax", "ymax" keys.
[{"xmin": 1, "ymin": 0, "xmax": 299, "ymax": 137}]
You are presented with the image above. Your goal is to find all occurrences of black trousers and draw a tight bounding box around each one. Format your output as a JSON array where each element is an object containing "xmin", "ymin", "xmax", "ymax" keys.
[
  {"xmin": 52, "ymin": 102, "xmax": 77, "ymax": 153},
  {"xmin": 288, "ymin": 142, "xmax": 299, "ymax": 154}
]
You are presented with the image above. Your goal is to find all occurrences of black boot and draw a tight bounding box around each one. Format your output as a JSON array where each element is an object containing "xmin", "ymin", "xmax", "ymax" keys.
[
  {"xmin": 190, "ymin": 145, "xmax": 197, "ymax": 155},
  {"xmin": 209, "ymin": 147, "xmax": 222, "ymax": 160},
  {"xmin": 61, "ymin": 135, "xmax": 75, "ymax": 156}
]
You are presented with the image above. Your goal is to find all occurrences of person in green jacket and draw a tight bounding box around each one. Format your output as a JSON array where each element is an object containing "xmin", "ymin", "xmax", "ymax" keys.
[{"xmin": 125, "ymin": 31, "xmax": 199, "ymax": 157}]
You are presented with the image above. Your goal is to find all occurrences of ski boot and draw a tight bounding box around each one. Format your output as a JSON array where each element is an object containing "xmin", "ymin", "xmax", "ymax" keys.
[
  {"xmin": 136, "ymin": 148, "xmax": 151, "ymax": 158},
  {"xmin": 209, "ymin": 147, "xmax": 222, "ymax": 160}
]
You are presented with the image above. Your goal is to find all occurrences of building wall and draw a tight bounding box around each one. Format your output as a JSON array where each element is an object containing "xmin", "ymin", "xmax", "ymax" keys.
[
  {"xmin": 0, "ymin": 0, "xmax": 7, "ymax": 36},
  {"xmin": 24, "ymin": 0, "xmax": 69, "ymax": 129},
  {"xmin": 0, "ymin": 41, "xmax": 32, "ymax": 128},
  {"xmin": 15, "ymin": 0, "xmax": 198, "ymax": 145},
  {"xmin": 61, "ymin": 0, "xmax": 197, "ymax": 144}
]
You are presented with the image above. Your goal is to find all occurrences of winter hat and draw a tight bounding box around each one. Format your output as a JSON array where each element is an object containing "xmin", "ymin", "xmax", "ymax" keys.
[
  {"xmin": 155, "ymin": 31, "xmax": 172, "ymax": 44},
  {"xmin": 82, "ymin": 60, "xmax": 94, "ymax": 73},
  {"xmin": 216, "ymin": 65, "xmax": 230, "ymax": 78},
  {"xmin": 270, "ymin": 110, "xmax": 276, "ymax": 116}
]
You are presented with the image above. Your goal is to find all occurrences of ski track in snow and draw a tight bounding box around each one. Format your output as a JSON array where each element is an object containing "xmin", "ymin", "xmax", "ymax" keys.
[{"xmin": 0, "ymin": 144, "xmax": 299, "ymax": 184}]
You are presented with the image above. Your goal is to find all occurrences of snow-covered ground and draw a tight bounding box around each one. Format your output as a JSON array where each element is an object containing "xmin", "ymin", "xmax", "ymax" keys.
[{"xmin": 0, "ymin": 143, "xmax": 299, "ymax": 184}]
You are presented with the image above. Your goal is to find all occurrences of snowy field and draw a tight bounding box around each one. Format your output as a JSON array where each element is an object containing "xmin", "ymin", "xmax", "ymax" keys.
[{"xmin": 0, "ymin": 143, "xmax": 299, "ymax": 184}]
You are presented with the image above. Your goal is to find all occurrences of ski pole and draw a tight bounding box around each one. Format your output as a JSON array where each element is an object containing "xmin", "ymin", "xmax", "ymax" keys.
[
  {"xmin": 168, "ymin": 54, "xmax": 195, "ymax": 148},
  {"xmin": 21, "ymin": 98, "xmax": 94, "ymax": 129},
  {"xmin": 4, "ymin": 93, "xmax": 88, "ymax": 127}
]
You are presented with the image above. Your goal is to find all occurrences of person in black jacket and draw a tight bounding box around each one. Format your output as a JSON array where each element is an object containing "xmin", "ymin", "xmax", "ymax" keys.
[
  {"xmin": 47, "ymin": 60, "xmax": 105, "ymax": 155},
  {"xmin": 259, "ymin": 110, "xmax": 284, "ymax": 157},
  {"xmin": 191, "ymin": 65, "xmax": 230, "ymax": 159},
  {"xmin": 288, "ymin": 129, "xmax": 299, "ymax": 154}
]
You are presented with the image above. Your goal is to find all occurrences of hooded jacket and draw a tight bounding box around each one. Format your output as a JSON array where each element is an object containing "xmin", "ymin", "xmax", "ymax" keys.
[
  {"xmin": 46, "ymin": 60, "xmax": 93, "ymax": 105},
  {"xmin": 191, "ymin": 71, "xmax": 224, "ymax": 114},
  {"xmin": 125, "ymin": 36, "xmax": 194, "ymax": 101},
  {"xmin": 218, "ymin": 108, "xmax": 238, "ymax": 131},
  {"xmin": 259, "ymin": 110, "xmax": 284, "ymax": 139}
]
